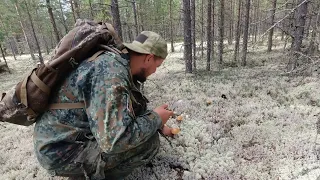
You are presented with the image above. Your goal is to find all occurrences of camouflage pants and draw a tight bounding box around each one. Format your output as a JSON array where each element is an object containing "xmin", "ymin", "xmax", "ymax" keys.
[{"xmin": 48, "ymin": 133, "xmax": 160, "ymax": 180}]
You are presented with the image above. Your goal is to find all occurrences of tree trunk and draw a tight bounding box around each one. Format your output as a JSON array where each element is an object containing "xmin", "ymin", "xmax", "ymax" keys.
[
  {"xmin": 14, "ymin": 1, "xmax": 35, "ymax": 60},
  {"xmin": 228, "ymin": 0, "xmax": 234, "ymax": 45},
  {"xmin": 308, "ymin": 28, "xmax": 317, "ymax": 55},
  {"xmin": 132, "ymin": 0, "xmax": 139, "ymax": 36},
  {"xmin": 59, "ymin": 0, "xmax": 69, "ymax": 34},
  {"xmin": 233, "ymin": 0, "xmax": 241, "ymax": 63},
  {"xmin": 218, "ymin": 0, "xmax": 225, "ymax": 66},
  {"xmin": 267, "ymin": 0, "xmax": 277, "ymax": 52},
  {"xmin": 89, "ymin": 0, "xmax": 94, "ymax": 19},
  {"xmin": 241, "ymin": 0, "xmax": 251, "ymax": 66},
  {"xmin": 254, "ymin": 0, "xmax": 260, "ymax": 43},
  {"xmin": 12, "ymin": 37, "xmax": 20, "ymax": 56},
  {"xmin": 34, "ymin": 0, "xmax": 50, "ymax": 55},
  {"xmin": 70, "ymin": 0, "xmax": 77, "ymax": 23},
  {"xmin": 111, "ymin": 0, "xmax": 123, "ymax": 39},
  {"xmin": 207, "ymin": 0, "xmax": 212, "ymax": 71},
  {"xmin": 305, "ymin": 14, "xmax": 312, "ymax": 38},
  {"xmin": 211, "ymin": 0, "xmax": 215, "ymax": 66},
  {"xmin": 124, "ymin": 9, "xmax": 133, "ymax": 42},
  {"xmin": 191, "ymin": 0, "xmax": 196, "ymax": 70},
  {"xmin": 183, "ymin": 0, "xmax": 192, "ymax": 73},
  {"xmin": 0, "ymin": 16, "xmax": 17, "ymax": 60},
  {"xmin": 8, "ymin": 39, "xmax": 17, "ymax": 60},
  {"xmin": 24, "ymin": 0, "xmax": 43, "ymax": 63},
  {"xmin": 288, "ymin": 0, "xmax": 309, "ymax": 71},
  {"xmin": 307, "ymin": 3, "xmax": 319, "ymax": 55},
  {"xmin": 169, "ymin": 0, "xmax": 175, "ymax": 52},
  {"xmin": 201, "ymin": 0, "xmax": 204, "ymax": 58},
  {"xmin": 73, "ymin": 0, "xmax": 81, "ymax": 19},
  {"xmin": 46, "ymin": 0, "xmax": 60, "ymax": 44},
  {"xmin": 0, "ymin": 43, "xmax": 10, "ymax": 73},
  {"xmin": 50, "ymin": 30, "xmax": 55, "ymax": 49},
  {"xmin": 43, "ymin": 36, "xmax": 50, "ymax": 55}
]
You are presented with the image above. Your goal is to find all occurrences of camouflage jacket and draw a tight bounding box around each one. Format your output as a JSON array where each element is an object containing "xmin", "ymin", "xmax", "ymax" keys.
[{"xmin": 33, "ymin": 52, "xmax": 162, "ymax": 170}]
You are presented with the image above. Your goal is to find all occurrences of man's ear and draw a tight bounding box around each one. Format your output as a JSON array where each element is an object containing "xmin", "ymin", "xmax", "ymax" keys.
[{"xmin": 144, "ymin": 54, "xmax": 154, "ymax": 66}]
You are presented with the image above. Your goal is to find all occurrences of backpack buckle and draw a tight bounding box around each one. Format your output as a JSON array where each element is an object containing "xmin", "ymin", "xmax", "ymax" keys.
[{"xmin": 69, "ymin": 57, "xmax": 78, "ymax": 68}]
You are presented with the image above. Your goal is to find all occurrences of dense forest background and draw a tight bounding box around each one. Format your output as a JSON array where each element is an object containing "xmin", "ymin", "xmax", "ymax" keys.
[{"xmin": 0, "ymin": 0, "xmax": 319, "ymax": 74}]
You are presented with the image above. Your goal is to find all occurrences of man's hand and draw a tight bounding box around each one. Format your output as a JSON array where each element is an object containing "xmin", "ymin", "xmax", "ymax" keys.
[
  {"xmin": 153, "ymin": 104, "xmax": 174, "ymax": 126},
  {"xmin": 161, "ymin": 124, "xmax": 174, "ymax": 137}
]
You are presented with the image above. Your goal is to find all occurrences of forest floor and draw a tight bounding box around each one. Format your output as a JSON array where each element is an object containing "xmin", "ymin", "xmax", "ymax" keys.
[{"xmin": 1, "ymin": 41, "xmax": 320, "ymax": 180}]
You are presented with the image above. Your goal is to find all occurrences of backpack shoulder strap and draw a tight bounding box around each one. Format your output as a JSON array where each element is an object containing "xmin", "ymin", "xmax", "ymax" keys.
[
  {"xmin": 48, "ymin": 46, "xmax": 128, "ymax": 110},
  {"xmin": 88, "ymin": 50, "xmax": 106, "ymax": 62},
  {"xmin": 49, "ymin": 102, "xmax": 85, "ymax": 109}
]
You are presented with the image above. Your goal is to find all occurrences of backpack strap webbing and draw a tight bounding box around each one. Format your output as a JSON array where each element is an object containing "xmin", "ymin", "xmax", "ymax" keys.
[
  {"xmin": 88, "ymin": 50, "xmax": 106, "ymax": 62},
  {"xmin": 30, "ymin": 71, "xmax": 50, "ymax": 95},
  {"xmin": 48, "ymin": 47, "xmax": 126, "ymax": 110},
  {"xmin": 49, "ymin": 102, "xmax": 85, "ymax": 109}
]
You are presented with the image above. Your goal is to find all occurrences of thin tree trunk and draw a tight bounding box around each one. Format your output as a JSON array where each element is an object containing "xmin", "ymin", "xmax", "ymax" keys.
[
  {"xmin": 267, "ymin": 0, "xmax": 277, "ymax": 52},
  {"xmin": 70, "ymin": 0, "xmax": 77, "ymax": 23},
  {"xmin": 288, "ymin": 0, "xmax": 309, "ymax": 71},
  {"xmin": 183, "ymin": 0, "xmax": 192, "ymax": 73},
  {"xmin": 233, "ymin": 0, "xmax": 241, "ymax": 63},
  {"xmin": 253, "ymin": 0, "xmax": 258, "ymax": 43},
  {"xmin": 34, "ymin": 0, "xmax": 50, "ymax": 55},
  {"xmin": 46, "ymin": 0, "xmax": 60, "ymax": 44},
  {"xmin": 308, "ymin": 3, "xmax": 319, "ymax": 55},
  {"xmin": 228, "ymin": 0, "xmax": 234, "ymax": 45},
  {"xmin": 0, "ymin": 16, "xmax": 17, "ymax": 60},
  {"xmin": 132, "ymin": 0, "xmax": 139, "ymax": 36},
  {"xmin": 0, "ymin": 43, "xmax": 10, "ymax": 73},
  {"xmin": 89, "ymin": 0, "xmax": 94, "ymax": 19},
  {"xmin": 207, "ymin": 0, "xmax": 212, "ymax": 71},
  {"xmin": 305, "ymin": 14, "xmax": 312, "ymax": 38},
  {"xmin": 308, "ymin": 28, "xmax": 317, "ymax": 55},
  {"xmin": 218, "ymin": 0, "xmax": 225, "ymax": 66},
  {"xmin": 13, "ymin": 37, "xmax": 21, "ymax": 56},
  {"xmin": 8, "ymin": 39, "xmax": 17, "ymax": 60},
  {"xmin": 191, "ymin": 0, "xmax": 196, "ymax": 70},
  {"xmin": 59, "ymin": 0, "xmax": 69, "ymax": 33},
  {"xmin": 241, "ymin": 0, "xmax": 251, "ymax": 66},
  {"xmin": 73, "ymin": 0, "xmax": 81, "ymax": 19},
  {"xmin": 169, "ymin": 0, "xmax": 175, "ymax": 52},
  {"xmin": 124, "ymin": 9, "xmax": 133, "ymax": 42},
  {"xmin": 24, "ymin": 0, "xmax": 43, "ymax": 63},
  {"xmin": 51, "ymin": 31, "xmax": 56, "ymax": 49},
  {"xmin": 211, "ymin": 0, "xmax": 215, "ymax": 65},
  {"xmin": 111, "ymin": 0, "xmax": 123, "ymax": 39},
  {"xmin": 43, "ymin": 36, "xmax": 50, "ymax": 55},
  {"xmin": 201, "ymin": 0, "xmax": 204, "ymax": 58},
  {"xmin": 137, "ymin": 3, "xmax": 145, "ymax": 32},
  {"xmin": 256, "ymin": 0, "xmax": 261, "ymax": 42},
  {"xmin": 251, "ymin": 1, "xmax": 256, "ymax": 43},
  {"xmin": 14, "ymin": 1, "xmax": 35, "ymax": 60}
]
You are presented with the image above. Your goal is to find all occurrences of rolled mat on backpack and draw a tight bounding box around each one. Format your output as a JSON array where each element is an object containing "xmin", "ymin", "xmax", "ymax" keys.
[{"xmin": 0, "ymin": 85, "xmax": 34, "ymax": 126}]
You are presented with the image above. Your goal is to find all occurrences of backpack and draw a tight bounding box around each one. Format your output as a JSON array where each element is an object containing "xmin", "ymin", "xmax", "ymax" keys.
[{"xmin": 0, "ymin": 19, "xmax": 125, "ymax": 126}]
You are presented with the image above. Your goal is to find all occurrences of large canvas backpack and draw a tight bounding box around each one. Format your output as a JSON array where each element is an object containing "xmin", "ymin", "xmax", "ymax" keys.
[{"xmin": 0, "ymin": 19, "xmax": 124, "ymax": 126}]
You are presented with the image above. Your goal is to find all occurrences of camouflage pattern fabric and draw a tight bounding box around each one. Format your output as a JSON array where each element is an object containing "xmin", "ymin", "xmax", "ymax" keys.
[
  {"xmin": 33, "ymin": 52, "xmax": 162, "ymax": 179},
  {"xmin": 123, "ymin": 31, "xmax": 168, "ymax": 59}
]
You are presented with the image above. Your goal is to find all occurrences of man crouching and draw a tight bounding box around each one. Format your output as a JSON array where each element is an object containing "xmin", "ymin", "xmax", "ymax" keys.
[{"xmin": 33, "ymin": 31, "xmax": 174, "ymax": 180}]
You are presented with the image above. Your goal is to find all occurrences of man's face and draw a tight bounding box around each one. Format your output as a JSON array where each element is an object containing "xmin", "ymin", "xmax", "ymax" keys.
[{"xmin": 133, "ymin": 54, "xmax": 164, "ymax": 83}]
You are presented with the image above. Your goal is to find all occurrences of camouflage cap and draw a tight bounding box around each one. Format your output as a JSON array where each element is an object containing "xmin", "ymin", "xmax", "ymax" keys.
[{"xmin": 123, "ymin": 31, "xmax": 168, "ymax": 59}]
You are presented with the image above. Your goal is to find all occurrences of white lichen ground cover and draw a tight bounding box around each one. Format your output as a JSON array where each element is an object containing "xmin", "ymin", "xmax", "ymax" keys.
[{"xmin": 1, "ymin": 43, "xmax": 320, "ymax": 180}]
